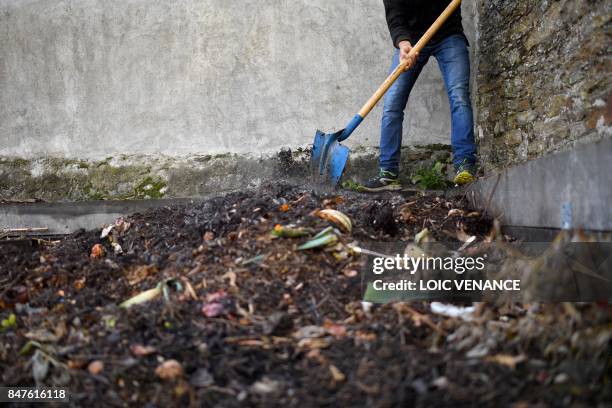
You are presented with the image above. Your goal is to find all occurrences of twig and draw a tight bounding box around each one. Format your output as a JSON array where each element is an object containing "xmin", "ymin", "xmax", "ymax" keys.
[
  {"xmin": 315, "ymin": 282, "xmax": 345, "ymax": 316},
  {"xmin": 1, "ymin": 227, "xmax": 48, "ymax": 234},
  {"xmin": 0, "ymin": 227, "xmax": 49, "ymax": 240},
  {"xmin": 394, "ymin": 304, "xmax": 446, "ymax": 335}
]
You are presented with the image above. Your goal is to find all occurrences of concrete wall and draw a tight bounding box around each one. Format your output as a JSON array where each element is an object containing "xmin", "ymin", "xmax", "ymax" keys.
[
  {"xmin": 1, "ymin": 0, "xmax": 477, "ymax": 160},
  {"xmin": 463, "ymin": 137, "xmax": 612, "ymax": 232},
  {"xmin": 476, "ymin": 0, "xmax": 611, "ymax": 170}
]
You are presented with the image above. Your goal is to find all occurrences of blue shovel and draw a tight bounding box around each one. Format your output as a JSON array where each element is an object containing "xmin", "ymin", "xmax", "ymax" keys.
[{"xmin": 311, "ymin": 0, "xmax": 462, "ymax": 186}]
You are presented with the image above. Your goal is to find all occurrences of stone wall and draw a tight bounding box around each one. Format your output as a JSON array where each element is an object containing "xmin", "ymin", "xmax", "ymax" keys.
[{"xmin": 476, "ymin": 0, "xmax": 611, "ymax": 170}]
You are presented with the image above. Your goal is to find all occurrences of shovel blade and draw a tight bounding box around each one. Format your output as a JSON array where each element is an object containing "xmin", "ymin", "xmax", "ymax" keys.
[
  {"xmin": 311, "ymin": 130, "xmax": 326, "ymax": 169},
  {"xmin": 311, "ymin": 130, "xmax": 350, "ymax": 186},
  {"xmin": 326, "ymin": 141, "xmax": 350, "ymax": 185}
]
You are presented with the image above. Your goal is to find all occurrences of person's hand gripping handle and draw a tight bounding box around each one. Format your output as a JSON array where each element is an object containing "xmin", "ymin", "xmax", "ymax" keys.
[{"xmin": 397, "ymin": 40, "xmax": 419, "ymax": 71}]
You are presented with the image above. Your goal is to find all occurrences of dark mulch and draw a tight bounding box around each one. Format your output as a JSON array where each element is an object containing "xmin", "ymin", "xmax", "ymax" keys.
[{"xmin": 1, "ymin": 184, "xmax": 610, "ymax": 407}]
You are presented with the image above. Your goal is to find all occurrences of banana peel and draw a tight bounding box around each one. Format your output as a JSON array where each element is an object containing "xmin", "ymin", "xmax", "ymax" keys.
[
  {"xmin": 119, "ymin": 279, "xmax": 181, "ymax": 309},
  {"xmin": 119, "ymin": 286, "xmax": 162, "ymax": 309},
  {"xmin": 317, "ymin": 209, "xmax": 352, "ymax": 233}
]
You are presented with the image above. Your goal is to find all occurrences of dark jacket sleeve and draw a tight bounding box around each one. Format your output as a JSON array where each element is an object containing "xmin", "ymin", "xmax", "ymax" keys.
[{"xmin": 383, "ymin": 0, "xmax": 413, "ymax": 48}]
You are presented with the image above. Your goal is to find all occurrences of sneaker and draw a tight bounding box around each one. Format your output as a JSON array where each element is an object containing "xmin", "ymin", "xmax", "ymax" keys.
[
  {"xmin": 453, "ymin": 160, "xmax": 476, "ymax": 185},
  {"xmin": 359, "ymin": 170, "xmax": 402, "ymax": 192}
]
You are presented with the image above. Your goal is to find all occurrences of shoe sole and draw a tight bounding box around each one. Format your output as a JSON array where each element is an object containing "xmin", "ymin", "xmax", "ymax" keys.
[
  {"xmin": 358, "ymin": 184, "xmax": 402, "ymax": 193},
  {"xmin": 453, "ymin": 171, "xmax": 475, "ymax": 185}
]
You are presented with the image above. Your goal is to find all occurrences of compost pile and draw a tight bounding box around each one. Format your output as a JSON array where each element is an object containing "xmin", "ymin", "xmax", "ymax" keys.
[{"xmin": 1, "ymin": 184, "xmax": 610, "ymax": 407}]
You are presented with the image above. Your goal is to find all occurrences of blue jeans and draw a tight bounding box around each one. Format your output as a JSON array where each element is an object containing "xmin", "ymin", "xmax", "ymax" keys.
[{"xmin": 380, "ymin": 34, "xmax": 476, "ymax": 173}]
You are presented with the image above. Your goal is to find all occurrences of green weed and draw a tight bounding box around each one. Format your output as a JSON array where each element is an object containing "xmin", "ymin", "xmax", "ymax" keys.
[
  {"xmin": 411, "ymin": 162, "xmax": 448, "ymax": 190},
  {"xmin": 341, "ymin": 179, "xmax": 363, "ymax": 192}
]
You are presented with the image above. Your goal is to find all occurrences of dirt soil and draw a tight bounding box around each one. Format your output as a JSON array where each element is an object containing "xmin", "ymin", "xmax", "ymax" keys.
[{"xmin": 1, "ymin": 184, "xmax": 610, "ymax": 407}]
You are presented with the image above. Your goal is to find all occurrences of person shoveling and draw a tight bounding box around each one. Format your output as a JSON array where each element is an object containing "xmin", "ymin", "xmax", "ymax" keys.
[{"xmin": 311, "ymin": 0, "xmax": 477, "ymax": 190}]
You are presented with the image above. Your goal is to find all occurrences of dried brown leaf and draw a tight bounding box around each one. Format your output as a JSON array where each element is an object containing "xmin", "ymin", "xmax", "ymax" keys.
[
  {"xmin": 126, "ymin": 265, "xmax": 158, "ymax": 286},
  {"xmin": 297, "ymin": 337, "xmax": 331, "ymax": 350},
  {"xmin": 130, "ymin": 344, "xmax": 157, "ymax": 357},
  {"xmin": 323, "ymin": 321, "xmax": 347, "ymax": 338},
  {"xmin": 155, "ymin": 359, "xmax": 183, "ymax": 380},
  {"xmin": 87, "ymin": 360, "xmax": 104, "ymax": 375},
  {"xmin": 329, "ymin": 365, "xmax": 346, "ymax": 383},
  {"xmin": 90, "ymin": 244, "xmax": 105, "ymax": 259},
  {"xmin": 448, "ymin": 209, "xmax": 465, "ymax": 217},
  {"xmin": 485, "ymin": 354, "xmax": 526, "ymax": 370}
]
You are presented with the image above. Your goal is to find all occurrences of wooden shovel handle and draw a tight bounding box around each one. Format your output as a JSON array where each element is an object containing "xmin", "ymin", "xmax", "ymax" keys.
[{"xmin": 357, "ymin": 0, "xmax": 462, "ymax": 118}]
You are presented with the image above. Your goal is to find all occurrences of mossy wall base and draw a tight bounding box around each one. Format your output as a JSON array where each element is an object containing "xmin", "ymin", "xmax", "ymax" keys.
[{"xmin": 0, "ymin": 145, "xmax": 451, "ymax": 202}]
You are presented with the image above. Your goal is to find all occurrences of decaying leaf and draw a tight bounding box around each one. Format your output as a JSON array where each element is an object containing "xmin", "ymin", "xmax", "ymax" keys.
[
  {"xmin": 155, "ymin": 359, "xmax": 183, "ymax": 380},
  {"xmin": 25, "ymin": 327, "xmax": 64, "ymax": 343},
  {"xmin": 414, "ymin": 229, "xmax": 431, "ymax": 245},
  {"xmin": 394, "ymin": 303, "xmax": 445, "ymax": 335},
  {"xmin": 242, "ymin": 254, "xmax": 265, "ymax": 265},
  {"xmin": 73, "ymin": 277, "xmax": 86, "ymax": 290},
  {"xmin": 100, "ymin": 225, "xmax": 114, "ymax": 239},
  {"xmin": 323, "ymin": 320, "xmax": 347, "ymax": 338},
  {"xmin": 297, "ymin": 337, "xmax": 332, "ymax": 350},
  {"xmin": 354, "ymin": 331, "xmax": 377, "ymax": 343},
  {"xmin": 0, "ymin": 285, "xmax": 29, "ymax": 309},
  {"xmin": 399, "ymin": 205, "xmax": 417, "ymax": 223},
  {"xmin": 223, "ymin": 271, "xmax": 238, "ymax": 288},
  {"xmin": 322, "ymin": 196, "xmax": 345, "ymax": 207},
  {"xmin": 126, "ymin": 265, "xmax": 158, "ymax": 286},
  {"xmin": 448, "ymin": 209, "xmax": 465, "ymax": 217},
  {"xmin": 298, "ymin": 229, "xmax": 338, "ymax": 250},
  {"xmin": 111, "ymin": 242, "xmax": 123, "ymax": 254},
  {"xmin": 114, "ymin": 217, "xmax": 131, "ymax": 234},
  {"xmin": 329, "ymin": 365, "xmax": 346, "ymax": 383},
  {"xmin": 90, "ymin": 244, "xmax": 105, "ymax": 259},
  {"xmin": 251, "ymin": 377, "xmax": 281, "ymax": 395},
  {"xmin": 88, "ymin": 360, "xmax": 104, "ymax": 375},
  {"xmin": 456, "ymin": 224, "xmax": 473, "ymax": 243},
  {"xmin": 485, "ymin": 354, "xmax": 526, "ymax": 370},
  {"xmin": 101, "ymin": 218, "xmax": 130, "ymax": 239},
  {"xmin": 293, "ymin": 325, "xmax": 326, "ymax": 340},
  {"xmin": 130, "ymin": 344, "xmax": 157, "ymax": 357}
]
